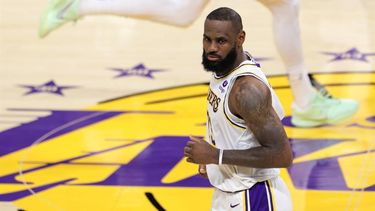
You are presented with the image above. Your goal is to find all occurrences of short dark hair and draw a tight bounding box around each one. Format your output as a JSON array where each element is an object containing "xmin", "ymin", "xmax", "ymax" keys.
[{"xmin": 206, "ymin": 7, "xmax": 243, "ymax": 33}]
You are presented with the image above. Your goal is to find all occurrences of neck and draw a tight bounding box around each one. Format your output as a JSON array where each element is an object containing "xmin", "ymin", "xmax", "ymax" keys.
[
  {"xmin": 234, "ymin": 50, "xmax": 247, "ymax": 67},
  {"xmin": 216, "ymin": 50, "xmax": 246, "ymax": 77}
]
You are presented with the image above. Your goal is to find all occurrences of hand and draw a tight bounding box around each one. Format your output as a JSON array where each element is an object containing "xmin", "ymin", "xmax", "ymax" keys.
[{"xmin": 184, "ymin": 136, "xmax": 219, "ymax": 164}]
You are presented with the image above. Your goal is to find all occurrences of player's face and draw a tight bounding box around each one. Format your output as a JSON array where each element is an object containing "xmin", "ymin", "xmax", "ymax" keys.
[{"xmin": 202, "ymin": 20, "xmax": 238, "ymax": 75}]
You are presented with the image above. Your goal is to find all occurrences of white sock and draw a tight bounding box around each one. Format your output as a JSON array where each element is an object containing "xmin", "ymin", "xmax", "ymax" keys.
[
  {"xmin": 259, "ymin": 0, "xmax": 316, "ymax": 109},
  {"xmin": 78, "ymin": 0, "xmax": 208, "ymax": 27}
]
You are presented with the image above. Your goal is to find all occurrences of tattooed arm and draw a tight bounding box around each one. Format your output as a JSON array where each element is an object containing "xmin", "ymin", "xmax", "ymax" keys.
[
  {"xmin": 222, "ymin": 75, "xmax": 293, "ymax": 168},
  {"xmin": 184, "ymin": 75, "xmax": 292, "ymax": 168}
]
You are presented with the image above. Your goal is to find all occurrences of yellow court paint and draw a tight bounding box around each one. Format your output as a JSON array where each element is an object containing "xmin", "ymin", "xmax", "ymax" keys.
[{"xmin": 1, "ymin": 73, "xmax": 373, "ymax": 210}]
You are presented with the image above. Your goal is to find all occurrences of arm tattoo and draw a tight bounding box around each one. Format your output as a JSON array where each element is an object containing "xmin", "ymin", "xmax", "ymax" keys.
[
  {"xmin": 235, "ymin": 78, "xmax": 271, "ymax": 127},
  {"xmin": 224, "ymin": 76, "xmax": 292, "ymax": 168}
]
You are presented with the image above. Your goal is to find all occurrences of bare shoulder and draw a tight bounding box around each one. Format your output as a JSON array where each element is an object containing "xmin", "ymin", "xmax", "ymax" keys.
[{"xmin": 229, "ymin": 75, "xmax": 272, "ymax": 119}]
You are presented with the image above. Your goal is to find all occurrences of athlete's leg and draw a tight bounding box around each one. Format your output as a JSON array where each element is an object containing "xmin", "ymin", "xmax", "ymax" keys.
[
  {"xmin": 257, "ymin": 0, "xmax": 314, "ymax": 108},
  {"xmin": 360, "ymin": 0, "xmax": 374, "ymax": 67},
  {"xmin": 258, "ymin": 0, "xmax": 359, "ymax": 127},
  {"xmin": 78, "ymin": 0, "xmax": 209, "ymax": 26},
  {"xmin": 39, "ymin": 0, "xmax": 209, "ymax": 38}
]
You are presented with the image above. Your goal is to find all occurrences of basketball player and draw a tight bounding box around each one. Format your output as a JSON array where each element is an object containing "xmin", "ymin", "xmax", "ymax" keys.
[
  {"xmin": 184, "ymin": 7, "xmax": 292, "ymax": 210},
  {"xmin": 39, "ymin": 0, "xmax": 359, "ymax": 127}
]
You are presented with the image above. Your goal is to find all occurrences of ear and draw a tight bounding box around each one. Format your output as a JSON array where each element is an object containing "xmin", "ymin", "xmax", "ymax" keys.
[{"xmin": 237, "ymin": 30, "xmax": 246, "ymax": 47}]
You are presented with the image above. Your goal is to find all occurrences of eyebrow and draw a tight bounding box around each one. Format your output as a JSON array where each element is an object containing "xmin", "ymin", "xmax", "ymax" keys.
[{"xmin": 203, "ymin": 34, "xmax": 228, "ymax": 40}]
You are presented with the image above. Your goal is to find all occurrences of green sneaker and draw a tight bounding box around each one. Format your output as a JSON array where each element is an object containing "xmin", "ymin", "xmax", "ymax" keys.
[
  {"xmin": 39, "ymin": 0, "xmax": 81, "ymax": 38},
  {"xmin": 291, "ymin": 91, "xmax": 359, "ymax": 127}
]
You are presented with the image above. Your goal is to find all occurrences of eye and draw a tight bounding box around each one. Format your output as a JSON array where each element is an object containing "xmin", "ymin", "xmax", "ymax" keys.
[
  {"xmin": 203, "ymin": 37, "xmax": 211, "ymax": 44},
  {"xmin": 217, "ymin": 38, "xmax": 227, "ymax": 45}
]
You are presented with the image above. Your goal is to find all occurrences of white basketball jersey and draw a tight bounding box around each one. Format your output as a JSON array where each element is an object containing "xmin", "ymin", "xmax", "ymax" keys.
[{"xmin": 206, "ymin": 58, "xmax": 285, "ymax": 192}]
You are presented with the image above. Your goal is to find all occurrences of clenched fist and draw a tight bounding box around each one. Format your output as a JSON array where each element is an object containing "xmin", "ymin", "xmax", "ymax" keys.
[{"xmin": 184, "ymin": 136, "xmax": 219, "ymax": 164}]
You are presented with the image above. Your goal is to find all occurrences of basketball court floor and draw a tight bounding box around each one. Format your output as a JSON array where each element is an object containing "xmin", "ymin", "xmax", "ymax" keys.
[{"xmin": 0, "ymin": 0, "xmax": 374, "ymax": 210}]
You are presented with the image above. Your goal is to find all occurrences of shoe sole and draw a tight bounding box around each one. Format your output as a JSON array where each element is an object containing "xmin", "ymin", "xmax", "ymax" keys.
[{"xmin": 291, "ymin": 105, "xmax": 359, "ymax": 128}]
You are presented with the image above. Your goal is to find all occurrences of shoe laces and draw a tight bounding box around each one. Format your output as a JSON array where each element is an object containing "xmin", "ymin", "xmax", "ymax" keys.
[{"xmin": 308, "ymin": 73, "xmax": 333, "ymax": 98}]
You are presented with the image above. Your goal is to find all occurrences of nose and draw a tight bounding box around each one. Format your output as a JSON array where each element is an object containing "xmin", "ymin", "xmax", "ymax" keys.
[{"xmin": 207, "ymin": 42, "xmax": 219, "ymax": 53}]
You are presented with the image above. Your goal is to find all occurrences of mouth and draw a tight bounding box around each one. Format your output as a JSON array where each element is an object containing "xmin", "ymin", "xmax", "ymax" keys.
[{"xmin": 207, "ymin": 54, "xmax": 221, "ymax": 61}]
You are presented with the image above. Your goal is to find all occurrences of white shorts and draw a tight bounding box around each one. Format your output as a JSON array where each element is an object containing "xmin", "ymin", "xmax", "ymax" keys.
[{"xmin": 211, "ymin": 176, "xmax": 292, "ymax": 211}]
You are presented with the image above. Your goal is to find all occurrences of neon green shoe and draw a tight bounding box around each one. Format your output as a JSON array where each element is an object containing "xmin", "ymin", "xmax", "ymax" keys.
[
  {"xmin": 291, "ymin": 91, "xmax": 359, "ymax": 127},
  {"xmin": 39, "ymin": 0, "xmax": 81, "ymax": 38}
]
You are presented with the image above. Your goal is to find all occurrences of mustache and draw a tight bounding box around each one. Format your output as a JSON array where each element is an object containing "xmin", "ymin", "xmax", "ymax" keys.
[{"xmin": 205, "ymin": 51, "xmax": 222, "ymax": 58}]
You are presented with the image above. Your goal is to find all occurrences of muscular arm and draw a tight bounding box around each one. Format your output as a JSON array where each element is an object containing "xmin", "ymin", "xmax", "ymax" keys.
[
  {"xmin": 223, "ymin": 76, "xmax": 293, "ymax": 168},
  {"xmin": 184, "ymin": 75, "xmax": 292, "ymax": 168}
]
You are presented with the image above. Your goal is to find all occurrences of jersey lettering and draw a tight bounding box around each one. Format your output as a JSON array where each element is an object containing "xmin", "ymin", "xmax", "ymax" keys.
[{"xmin": 207, "ymin": 88, "xmax": 221, "ymax": 112}]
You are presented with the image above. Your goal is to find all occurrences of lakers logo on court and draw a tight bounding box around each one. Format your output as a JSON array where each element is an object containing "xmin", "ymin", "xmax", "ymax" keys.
[{"xmin": 0, "ymin": 72, "xmax": 374, "ymax": 210}]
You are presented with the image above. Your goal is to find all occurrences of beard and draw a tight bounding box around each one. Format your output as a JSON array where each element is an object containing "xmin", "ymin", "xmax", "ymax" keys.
[{"xmin": 201, "ymin": 46, "xmax": 237, "ymax": 75}]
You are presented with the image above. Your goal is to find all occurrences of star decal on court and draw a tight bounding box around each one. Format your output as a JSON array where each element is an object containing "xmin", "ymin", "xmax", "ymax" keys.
[
  {"xmin": 321, "ymin": 47, "xmax": 375, "ymax": 62},
  {"xmin": 109, "ymin": 63, "xmax": 165, "ymax": 79},
  {"xmin": 19, "ymin": 80, "xmax": 77, "ymax": 96}
]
